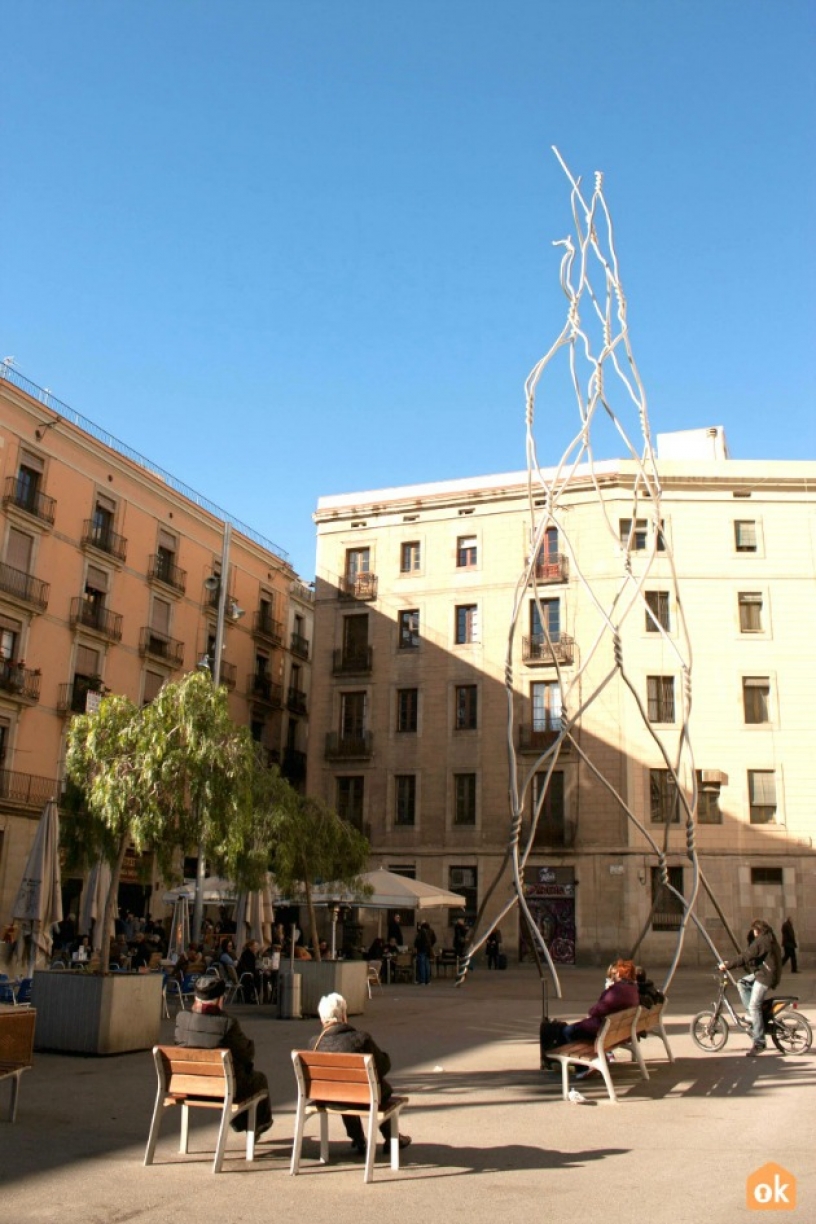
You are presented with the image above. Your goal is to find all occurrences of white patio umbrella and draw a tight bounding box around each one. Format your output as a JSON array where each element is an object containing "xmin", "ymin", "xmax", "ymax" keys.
[
  {"xmin": 11, "ymin": 797, "xmax": 63, "ymax": 975},
  {"xmin": 161, "ymin": 877, "xmax": 237, "ymax": 905},
  {"xmin": 234, "ymin": 874, "xmax": 276, "ymax": 949},
  {"xmin": 317, "ymin": 868, "xmax": 466, "ymax": 912},
  {"xmin": 79, "ymin": 857, "xmax": 113, "ymax": 953}
]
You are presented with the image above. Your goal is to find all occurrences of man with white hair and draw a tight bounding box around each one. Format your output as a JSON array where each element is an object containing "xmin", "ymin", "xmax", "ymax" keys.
[{"xmin": 311, "ymin": 992, "xmax": 411, "ymax": 1157}]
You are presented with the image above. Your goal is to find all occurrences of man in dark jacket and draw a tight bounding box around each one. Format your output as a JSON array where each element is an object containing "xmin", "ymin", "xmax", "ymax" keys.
[
  {"xmin": 719, "ymin": 918, "xmax": 783, "ymax": 1056},
  {"xmin": 174, "ymin": 976, "xmax": 272, "ymax": 1134},
  {"xmin": 310, "ymin": 992, "xmax": 411, "ymax": 1156}
]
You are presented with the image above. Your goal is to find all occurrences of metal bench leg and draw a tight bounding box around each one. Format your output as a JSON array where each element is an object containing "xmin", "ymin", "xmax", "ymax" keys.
[
  {"xmin": 597, "ymin": 1056, "xmax": 618, "ymax": 1103},
  {"xmin": 290, "ymin": 1101, "xmax": 306, "ymax": 1175},
  {"xmin": 9, "ymin": 1072, "xmax": 22, "ymax": 1124},
  {"xmin": 143, "ymin": 1093, "xmax": 164, "ymax": 1166},
  {"xmin": 363, "ymin": 1120, "xmax": 376, "ymax": 1184},
  {"xmin": 319, "ymin": 1110, "xmax": 329, "ymax": 1163},
  {"xmin": 245, "ymin": 1102, "xmax": 258, "ymax": 1162},
  {"xmin": 212, "ymin": 1106, "xmax": 231, "ymax": 1174},
  {"xmin": 180, "ymin": 1102, "xmax": 190, "ymax": 1153}
]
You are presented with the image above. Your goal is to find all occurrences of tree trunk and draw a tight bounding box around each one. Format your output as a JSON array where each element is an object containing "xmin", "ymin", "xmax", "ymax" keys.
[{"xmin": 100, "ymin": 836, "xmax": 129, "ymax": 974}]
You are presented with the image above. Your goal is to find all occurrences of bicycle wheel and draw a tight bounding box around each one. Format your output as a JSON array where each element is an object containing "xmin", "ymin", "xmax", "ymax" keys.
[
  {"xmin": 770, "ymin": 1011, "xmax": 813, "ymax": 1055},
  {"xmin": 691, "ymin": 1010, "xmax": 729, "ymax": 1052}
]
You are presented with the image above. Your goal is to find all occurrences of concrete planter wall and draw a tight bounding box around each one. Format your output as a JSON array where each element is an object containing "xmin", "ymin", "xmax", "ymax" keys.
[
  {"xmin": 31, "ymin": 971, "xmax": 163, "ymax": 1055},
  {"xmin": 292, "ymin": 960, "xmax": 368, "ymax": 1017}
]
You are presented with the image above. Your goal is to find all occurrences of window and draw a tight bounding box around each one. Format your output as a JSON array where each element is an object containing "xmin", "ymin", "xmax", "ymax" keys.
[
  {"xmin": 743, "ymin": 677, "xmax": 771, "ymax": 724},
  {"xmin": 457, "ymin": 535, "xmax": 477, "ymax": 568},
  {"xmin": 0, "ymin": 718, "xmax": 8, "ymax": 766},
  {"xmin": 448, "ymin": 866, "xmax": 478, "ymax": 923},
  {"xmin": 695, "ymin": 772, "xmax": 722, "ymax": 825},
  {"xmin": 396, "ymin": 688, "xmax": 418, "ymax": 732},
  {"xmin": 734, "ymin": 520, "xmax": 758, "ymax": 553},
  {"xmin": 345, "ymin": 547, "xmax": 370, "ymax": 578},
  {"xmin": 532, "ymin": 681, "xmax": 562, "ymax": 733},
  {"xmin": 400, "ymin": 541, "xmax": 421, "ymax": 573},
  {"xmin": 15, "ymin": 453, "xmax": 43, "ymax": 510},
  {"xmin": 531, "ymin": 769, "xmax": 566, "ymax": 845},
  {"xmin": 620, "ymin": 518, "xmax": 665, "ymax": 552},
  {"xmin": 453, "ymin": 773, "xmax": 477, "ymax": 825},
  {"xmin": 84, "ymin": 564, "xmax": 109, "ymax": 613},
  {"xmin": 337, "ymin": 776, "xmax": 365, "ymax": 830},
  {"xmin": 751, "ymin": 867, "xmax": 783, "ymax": 886},
  {"xmin": 645, "ymin": 591, "xmax": 670, "ymax": 632},
  {"xmin": 0, "ymin": 622, "xmax": 19, "ymax": 662},
  {"xmin": 91, "ymin": 495, "xmax": 116, "ymax": 549},
  {"xmin": 537, "ymin": 526, "xmax": 559, "ymax": 564},
  {"xmin": 530, "ymin": 598, "xmax": 560, "ymax": 638},
  {"xmin": 650, "ymin": 769, "xmax": 680, "ymax": 823},
  {"xmin": 142, "ymin": 670, "xmax": 164, "ymax": 705},
  {"xmin": 343, "ymin": 613, "xmax": 369, "ymax": 661},
  {"xmin": 748, "ymin": 770, "xmax": 777, "ymax": 824},
  {"xmin": 455, "ymin": 684, "xmax": 478, "ymax": 730},
  {"xmin": 150, "ymin": 596, "xmax": 171, "ymax": 635},
  {"xmin": 155, "ymin": 529, "xmax": 178, "ymax": 583},
  {"xmin": 340, "ymin": 691, "xmax": 366, "ymax": 738},
  {"xmin": 455, "ymin": 604, "xmax": 479, "ymax": 644},
  {"xmin": 72, "ymin": 643, "xmax": 101, "ymax": 713},
  {"xmin": 647, "ymin": 675, "xmax": 675, "ymax": 723},
  {"xmin": 5, "ymin": 527, "xmax": 34, "ymax": 574},
  {"xmin": 394, "ymin": 775, "xmax": 416, "ymax": 826},
  {"xmin": 651, "ymin": 866, "xmax": 684, "ymax": 930},
  {"xmin": 398, "ymin": 609, "xmax": 420, "ymax": 649},
  {"xmin": 738, "ymin": 592, "xmax": 763, "ymax": 633}
]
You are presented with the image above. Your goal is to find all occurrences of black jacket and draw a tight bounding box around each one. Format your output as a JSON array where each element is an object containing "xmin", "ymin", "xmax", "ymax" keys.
[
  {"xmin": 175, "ymin": 1010, "xmax": 257, "ymax": 1098},
  {"xmin": 725, "ymin": 929, "xmax": 782, "ymax": 988},
  {"xmin": 310, "ymin": 1021, "xmax": 393, "ymax": 1102}
]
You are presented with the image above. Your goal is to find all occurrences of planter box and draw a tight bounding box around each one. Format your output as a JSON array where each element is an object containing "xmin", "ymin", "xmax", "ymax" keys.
[
  {"xmin": 31, "ymin": 970, "xmax": 163, "ymax": 1055},
  {"xmin": 291, "ymin": 960, "xmax": 368, "ymax": 1017}
]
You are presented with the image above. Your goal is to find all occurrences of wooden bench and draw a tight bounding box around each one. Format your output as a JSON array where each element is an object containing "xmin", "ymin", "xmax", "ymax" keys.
[
  {"xmin": 0, "ymin": 1005, "xmax": 36, "ymax": 1123},
  {"xmin": 144, "ymin": 1045, "xmax": 269, "ymax": 1174},
  {"xmin": 545, "ymin": 1001, "xmax": 674, "ymax": 1102},
  {"xmin": 290, "ymin": 1049, "xmax": 409, "ymax": 1184}
]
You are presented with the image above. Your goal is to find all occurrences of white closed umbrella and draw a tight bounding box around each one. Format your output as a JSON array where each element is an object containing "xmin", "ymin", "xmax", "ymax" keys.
[
  {"xmin": 12, "ymin": 798, "xmax": 63, "ymax": 975},
  {"xmin": 234, "ymin": 874, "xmax": 276, "ymax": 948},
  {"xmin": 79, "ymin": 857, "xmax": 112, "ymax": 953}
]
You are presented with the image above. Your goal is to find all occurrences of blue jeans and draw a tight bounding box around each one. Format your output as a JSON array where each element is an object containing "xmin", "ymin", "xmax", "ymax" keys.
[
  {"xmin": 416, "ymin": 952, "xmax": 431, "ymax": 984},
  {"xmin": 737, "ymin": 974, "xmax": 769, "ymax": 1046}
]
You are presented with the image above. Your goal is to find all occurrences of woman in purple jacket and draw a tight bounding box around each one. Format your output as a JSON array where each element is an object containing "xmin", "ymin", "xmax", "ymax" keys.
[{"xmin": 543, "ymin": 959, "xmax": 640, "ymax": 1053}]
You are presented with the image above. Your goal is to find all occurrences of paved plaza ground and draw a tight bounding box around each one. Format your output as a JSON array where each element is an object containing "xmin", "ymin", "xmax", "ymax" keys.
[{"xmin": 2, "ymin": 963, "xmax": 813, "ymax": 1224}]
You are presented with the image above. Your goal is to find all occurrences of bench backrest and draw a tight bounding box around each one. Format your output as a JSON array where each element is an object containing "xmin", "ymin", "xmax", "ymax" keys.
[
  {"xmin": 0, "ymin": 1006, "xmax": 36, "ymax": 1064},
  {"xmin": 154, "ymin": 1045, "xmax": 235, "ymax": 1102},
  {"xmin": 636, "ymin": 999, "xmax": 666, "ymax": 1034},
  {"xmin": 597, "ymin": 1006, "xmax": 640, "ymax": 1049},
  {"xmin": 292, "ymin": 1049, "xmax": 378, "ymax": 1109}
]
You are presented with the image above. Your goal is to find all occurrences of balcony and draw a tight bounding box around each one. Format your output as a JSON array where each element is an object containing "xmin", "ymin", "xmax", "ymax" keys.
[
  {"xmin": 147, "ymin": 553, "xmax": 187, "ymax": 594},
  {"xmin": 282, "ymin": 748, "xmax": 307, "ymax": 784},
  {"xmin": 0, "ymin": 561, "xmax": 50, "ymax": 612},
  {"xmin": 247, "ymin": 674, "xmax": 283, "ymax": 708},
  {"xmin": 0, "ymin": 768, "xmax": 60, "ymax": 810},
  {"xmin": 57, "ymin": 679, "xmax": 105, "ymax": 716},
  {"xmin": 0, "ymin": 660, "xmax": 40, "ymax": 703},
  {"xmin": 287, "ymin": 686, "xmax": 307, "ymax": 716},
  {"xmin": 530, "ymin": 553, "xmax": 569, "ymax": 584},
  {"xmin": 529, "ymin": 816, "xmax": 578, "ymax": 849},
  {"xmin": 81, "ymin": 519, "xmax": 128, "ymax": 563},
  {"xmin": 2, "ymin": 475, "xmax": 56, "ymax": 527},
  {"xmin": 332, "ymin": 646, "xmax": 373, "ymax": 676},
  {"xmin": 69, "ymin": 597, "xmax": 123, "ymax": 642},
  {"xmin": 252, "ymin": 610, "xmax": 284, "ymax": 647},
  {"xmin": 220, "ymin": 661, "xmax": 237, "ymax": 690},
  {"xmin": 522, "ymin": 633, "xmax": 574, "ymax": 666},
  {"xmin": 325, "ymin": 731, "xmax": 374, "ymax": 761},
  {"xmin": 138, "ymin": 627, "xmax": 185, "ymax": 668},
  {"xmin": 290, "ymin": 631, "xmax": 310, "ymax": 660},
  {"xmin": 339, "ymin": 573, "xmax": 378, "ymax": 601},
  {"xmin": 518, "ymin": 725, "xmax": 569, "ymax": 753}
]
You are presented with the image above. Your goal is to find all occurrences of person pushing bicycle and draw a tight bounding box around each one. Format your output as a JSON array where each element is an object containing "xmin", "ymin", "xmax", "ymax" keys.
[{"xmin": 718, "ymin": 918, "xmax": 782, "ymax": 1057}]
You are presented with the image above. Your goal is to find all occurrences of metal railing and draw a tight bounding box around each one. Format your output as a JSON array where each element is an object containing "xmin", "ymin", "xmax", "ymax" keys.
[
  {"xmin": 0, "ymin": 363, "xmax": 289, "ymax": 561},
  {"xmin": 2, "ymin": 475, "xmax": 57, "ymax": 525},
  {"xmin": 57, "ymin": 680, "xmax": 101, "ymax": 715},
  {"xmin": 290, "ymin": 631, "xmax": 310, "ymax": 659},
  {"xmin": 81, "ymin": 519, "xmax": 128, "ymax": 563},
  {"xmin": 287, "ymin": 686, "xmax": 307, "ymax": 715},
  {"xmin": 247, "ymin": 675, "xmax": 283, "ymax": 707},
  {"xmin": 521, "ymin": 633, "xmax": 575, "ymax": 666},
  {"xmin": 252, "ymin": 611, "xmax": 284, "ymax": 645},
  {"xmin": 69, "ymin": 597, "xmax": 123, "ymax": 641},
  {"xmin": 0, "ymin": 660, "xmax": 41, "ymax": 702},
  {"xmin": 531, "ymin": 553, "xmax": 569, "ymax": 584},
  {"xmin": 332, "ymin": 646, "xmax": 373, "ymax": 675},
  {"xmin": 138, "ymin": 627, "xmax": 185, "ymax": 667},
  {"xmin": 339, "ymin": 573, "xmax": 378, "ymax": 601},
  {"xmin": 325, "ymin": 731, "xmax": 374, "ymax": 760},
  {"xmin": 0, "ymin": 561, "xmax": 50, "ymax": 611},
  {"xmin": 518, "ymin": 724, "xmax": 567, "ymax": 752},
  {"xmin": 0, "ymin": 768, "xmax": 59, "ymax": 808},
  {"xmin": 147, "ymin": 554, "xmax": 187, "ymax": 593}
]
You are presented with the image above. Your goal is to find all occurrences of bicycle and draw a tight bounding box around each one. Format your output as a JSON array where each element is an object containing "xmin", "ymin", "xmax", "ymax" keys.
[{"xmin": 690, "ymin": 974, "xmax": 812, "ymax": 1054}]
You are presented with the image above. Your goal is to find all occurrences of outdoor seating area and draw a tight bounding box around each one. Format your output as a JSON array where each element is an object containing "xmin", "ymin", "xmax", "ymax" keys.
[{"xmin": 0, "ymin": 1004, "xmax": 36, "ymax": 1122}]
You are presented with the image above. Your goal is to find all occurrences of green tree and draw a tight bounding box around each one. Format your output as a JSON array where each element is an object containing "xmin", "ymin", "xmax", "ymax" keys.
[
  {"xmin": 268, "ymin": 793, "xmax": 370, "ymax": 960},
  {"xmin": 65, "ymin": 671, "xmax": 254, "ymax": 971}
]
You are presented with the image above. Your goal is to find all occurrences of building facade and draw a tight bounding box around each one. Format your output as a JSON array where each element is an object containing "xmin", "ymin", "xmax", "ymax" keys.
[
  {"xmin": 0, "ymin": 368, "xmax": 312, "ymax": 926},
  {"xmin": 310, "ymin": 441, "xmax": 815, "ymax": 965}
]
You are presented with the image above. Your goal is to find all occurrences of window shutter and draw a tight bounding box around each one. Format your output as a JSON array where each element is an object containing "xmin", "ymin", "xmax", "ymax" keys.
[{"xmin": 5, "ymin": 528, "xmax": 33, "ymax": 573}]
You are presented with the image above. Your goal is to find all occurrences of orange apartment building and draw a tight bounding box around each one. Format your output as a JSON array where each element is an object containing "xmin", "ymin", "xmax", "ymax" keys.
[
  {"xmin": 310, "ymin": 439, "xmax": 816, "ymax": 966},
  {"xmin": 0, "ymin": 367, "xmax": 313, "ymax": 924}
]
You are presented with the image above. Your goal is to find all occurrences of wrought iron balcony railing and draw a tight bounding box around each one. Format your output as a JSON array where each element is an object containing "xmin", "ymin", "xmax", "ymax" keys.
[
  {"xmin": 0, "ymin": 660, "xmax": 40, "ymax": 702},
  {"xmin": 69, "ymin": 597, "xmax": 123, "ymax": 642},
  {"xmin": 219, "ymin": 661, "xmax": 237, "ymax": 690},
  {"xmin": 287, "ymin": 686, "xmax": 307, "ymax": 715},
  {"xmin": 530, "ymin": 553, "xmax": 569, "ymax": 584},
  {"xmin": 0, "ymin": 768, "xmax": 59, "ymax": 809},
  {"xmin": 529, "ymin": 816, "xmax": 578, "ymax": 849},
  {"xmin": 332, "ymin": 646, "xmax": 373, "ymax": 675},
  {"xmin": 521, "ymin": 633, "xmax": 574, "ymax": 666},
  {"xmin": 138, "ymin": 627, "xmax": 185, "ymax": 667},
  {"xmin": 247, "ymin": 674, "xmax": 283, "ymax": 707},
  {"xmin": 325, "ymin": 731, "xmax": 373, "ymax": 760},
  {"xmin": 339, "ymin": 572, "xmax": 378, "ymax": 601},
  {"xmin": 81, "ymin": 519, "xmax": 128, "ymax": 563},
  {"xmin": 518, "ymin": 724, "xmax": 569, "ymax": 753},
  {"xmin": 2, "ymin": 475, "xmax": 57, "ymax": 526},
  {"xmin": 290, "ymin": 631, "xmax": 310, "ymax": 660},
  {"xmin": 252, "ymin": 611, "xmax": 284, "ymax": 645},
  {"xmin": 147, "ymin": 553, "xmax": 187, "ymax": 593},
  {"xmin": 0, "ymin": 561, "xmax": 50, "ymax": 611}
]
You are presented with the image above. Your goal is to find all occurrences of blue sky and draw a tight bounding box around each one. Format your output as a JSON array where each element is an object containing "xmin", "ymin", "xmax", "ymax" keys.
[{"xmin": 2, "ymin": 2, "xmax": 814, "ymax": 577}]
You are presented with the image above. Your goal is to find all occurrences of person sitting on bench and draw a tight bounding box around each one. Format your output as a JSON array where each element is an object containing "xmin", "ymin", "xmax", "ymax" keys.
[{"xmin": 541, "ymin": 958, "xmax": 639, "ymax": 1059}]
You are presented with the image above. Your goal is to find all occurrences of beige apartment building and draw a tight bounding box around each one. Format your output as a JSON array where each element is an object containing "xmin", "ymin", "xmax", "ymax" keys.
[
  {"xmin": 0, "ymin": 367, "xmax": 313, "ymax": 926},
  {"xmin": 310, "ymin": 435, "xmax": 815, "ymax": 966}
]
